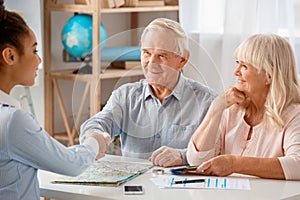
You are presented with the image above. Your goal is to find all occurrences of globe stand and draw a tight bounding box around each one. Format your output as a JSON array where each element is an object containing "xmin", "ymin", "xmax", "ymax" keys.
[{"xmin": 73, "ymin": 55, "xmax": 92, "ymax": 74}]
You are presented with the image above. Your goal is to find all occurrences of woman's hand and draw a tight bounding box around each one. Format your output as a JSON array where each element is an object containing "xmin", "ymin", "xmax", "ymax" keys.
[
  {"xmin": 196, "ymin": 155, "xmax": 237, "ymax": 177},
  {"xmin": 213, "ymin": 87, "xmax": 248, "ymax": 110}
]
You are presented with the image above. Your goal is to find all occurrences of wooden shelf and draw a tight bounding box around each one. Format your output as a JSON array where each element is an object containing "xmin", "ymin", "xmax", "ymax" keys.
[
  {"xmin": 99, "ymin": 67, "xmax": 144, "ymax": 79},
  {"xmin": 49, "ymin": 4, "xmax": 178, "ymax": 13},
  {"xmin": 50, "ymin": 67, "xmax": 144, "ymax": 81},
  {"xmin": 101, "ymin": 6, "xmax": 178, "ymax": 13}
]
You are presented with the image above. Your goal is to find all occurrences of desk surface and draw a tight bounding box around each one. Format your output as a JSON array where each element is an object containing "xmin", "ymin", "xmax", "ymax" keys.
[{"xmin": 39, "ymin": 155, "xmax": 300, "ymax": 200}]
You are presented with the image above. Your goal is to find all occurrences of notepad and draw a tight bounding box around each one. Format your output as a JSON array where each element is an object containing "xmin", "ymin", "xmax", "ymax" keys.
[{"xmin": 52, "ymin": 160, "xmax": 153, "ymax": 187}]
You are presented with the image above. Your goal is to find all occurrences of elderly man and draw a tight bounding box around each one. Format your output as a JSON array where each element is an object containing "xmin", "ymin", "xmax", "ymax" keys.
[{"xmin": 80, "ymin": 18, "xmax": 216, "ymax": 167}]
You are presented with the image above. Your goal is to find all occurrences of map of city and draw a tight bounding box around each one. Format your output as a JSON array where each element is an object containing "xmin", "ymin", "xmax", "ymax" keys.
[{"xmin": 53, "ymin": 160, "xmax": 153, "ymax": 186}]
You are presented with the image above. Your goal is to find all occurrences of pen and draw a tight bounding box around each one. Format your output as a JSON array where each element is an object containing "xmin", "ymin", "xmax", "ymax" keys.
[
  {"xmin": 170, "ymin": 165, "xmax": 198, "ymax": 175},
  {"xmin": 174, "ymin": 179, "xmax": 205, "ymax": 184}
]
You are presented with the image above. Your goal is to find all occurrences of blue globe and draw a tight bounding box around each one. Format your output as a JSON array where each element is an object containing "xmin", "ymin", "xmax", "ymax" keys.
[{"xmin": 61, "ymin": 14, "xmax": 106, "ymax": 59}]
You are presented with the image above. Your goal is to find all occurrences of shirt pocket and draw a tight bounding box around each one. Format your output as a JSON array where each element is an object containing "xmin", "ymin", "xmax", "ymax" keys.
[{"xmin": 163, "ymin": 124, "xmax": 198, "ymax": 148}]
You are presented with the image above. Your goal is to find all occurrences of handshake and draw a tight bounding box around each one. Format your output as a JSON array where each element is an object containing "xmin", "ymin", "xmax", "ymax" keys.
[{"xmin": 83, "ymin": 132, "xmax": 111, "ymax": 160}]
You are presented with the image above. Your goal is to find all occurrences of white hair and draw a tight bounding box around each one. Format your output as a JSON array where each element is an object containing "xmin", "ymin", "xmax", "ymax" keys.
[{"xmin": 141, "ymin": 18, "xmax": 189, "ymax": 57}]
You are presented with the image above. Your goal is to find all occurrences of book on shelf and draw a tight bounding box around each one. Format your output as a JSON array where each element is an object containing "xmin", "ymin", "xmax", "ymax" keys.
[
  {"xmin": 116, "ymin": 0, "xmax": 126, "ymax": 7},
  {"xmin": 124, "ymin": 0, "xmax": 138, "ymax": 7},
  {"xmin": 109, "ymin": 0, "xmax": 125, "ymax": 8},
  {"xmin": 75, "ymin": 0, "xmax": 125, "ymax": 8},
  {"xmin": 111, "ymin": 61, "xmax": 141, "ymax": 70},
  {"xmin": 164, "ymin": 0, "xmax": 178, "ymax": 5},
  {"xmin": 137, "ymin": 0, "xmax": 165, "ymax": 7}
]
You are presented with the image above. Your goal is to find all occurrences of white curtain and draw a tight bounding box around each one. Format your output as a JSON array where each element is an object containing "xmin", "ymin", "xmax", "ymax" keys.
[{"xmin": 179, "ymin": 0, "xmax": 297, "ymax": 93}]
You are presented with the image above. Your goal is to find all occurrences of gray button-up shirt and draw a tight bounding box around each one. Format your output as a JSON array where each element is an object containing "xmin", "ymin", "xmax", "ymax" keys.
[{"xmin": 81, "ymin": 74, "xmax": 216, "ymax": 164}]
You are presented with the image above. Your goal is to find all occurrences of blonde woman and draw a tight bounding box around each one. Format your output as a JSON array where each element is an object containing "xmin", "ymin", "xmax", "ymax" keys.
[{"xmin": 187, "ymin": 34, "xmax": 300, "ymax": 180}]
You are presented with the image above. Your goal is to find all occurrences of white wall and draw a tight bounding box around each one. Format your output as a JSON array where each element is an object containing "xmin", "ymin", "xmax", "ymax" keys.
[{"xmin": 183, "ymin": 33, "xmax": 224, "ymax": 93}]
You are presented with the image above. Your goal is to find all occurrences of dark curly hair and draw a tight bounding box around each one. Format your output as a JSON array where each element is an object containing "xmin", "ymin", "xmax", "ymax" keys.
[{"xmin": 0, "ymin": 0, "xmax": 29, "ymax": 58}]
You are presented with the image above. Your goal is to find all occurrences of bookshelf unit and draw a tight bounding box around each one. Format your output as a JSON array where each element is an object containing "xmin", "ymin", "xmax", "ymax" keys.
[{"xmin": 43, "ymin": 0, "xmax": 179, "ymax": 145}]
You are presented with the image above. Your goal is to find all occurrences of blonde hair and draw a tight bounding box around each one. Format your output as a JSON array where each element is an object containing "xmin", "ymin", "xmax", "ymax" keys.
[
  {"xmin": 234, "ymin": 34, "xmax": 300, "ymax": 130},
  {"xmin": 140, "ymin": 18, "xmax": 189, "ymax": 57}
]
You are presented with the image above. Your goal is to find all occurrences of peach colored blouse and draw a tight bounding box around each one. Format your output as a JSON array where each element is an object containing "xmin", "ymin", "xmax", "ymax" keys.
[{"xmin": 187, "ymin": 104, "xmax": 300, "ymax": 180}]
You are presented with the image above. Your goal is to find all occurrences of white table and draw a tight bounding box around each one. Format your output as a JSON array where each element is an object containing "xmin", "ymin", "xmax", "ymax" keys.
[{"xmin": 39, "ymin": 155, "xmax": 300, "ymax": 200}]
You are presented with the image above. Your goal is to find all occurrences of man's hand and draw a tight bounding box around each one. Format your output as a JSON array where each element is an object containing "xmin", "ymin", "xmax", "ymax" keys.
[
  {"xmin": 149, "ymin": 146, "xmax": 182, "ymax": 167},
  {"xmin": 85, "ymin": 132, "xmax": 111, "ymax": 160}
]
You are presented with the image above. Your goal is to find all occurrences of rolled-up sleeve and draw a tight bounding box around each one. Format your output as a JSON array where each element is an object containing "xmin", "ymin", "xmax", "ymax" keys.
[
  {"xmin": 80, "ymin": 88, "xmax": 123, "ymax": 143},
  {"xmin": 186, "ymin": 110, "xmax": 226, "ymax": 166},
  {"xmin": 186, "ymin": 138, "xmax": 216, "ymax": 165}
]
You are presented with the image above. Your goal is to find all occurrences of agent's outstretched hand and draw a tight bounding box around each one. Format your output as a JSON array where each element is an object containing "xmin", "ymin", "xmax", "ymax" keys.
[{"xmin": 85, "ymin": 132, "xmax": 111, "ymax": 160}]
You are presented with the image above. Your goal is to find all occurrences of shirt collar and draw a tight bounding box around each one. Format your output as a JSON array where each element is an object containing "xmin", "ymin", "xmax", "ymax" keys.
[
  {"xmin": 143, "ymin": 73, "xmax": 185, "ymax": 101},
  {"xmin": 170, "ymin": 73, "xmax": 185, "ymax": 101},
  {"xmin": 0, "ymin": 90, "xmax": 21, "ymax": 108},
  {"xmin": 144, "ymin": 82, "xmax": 153, "ymax": 101}
]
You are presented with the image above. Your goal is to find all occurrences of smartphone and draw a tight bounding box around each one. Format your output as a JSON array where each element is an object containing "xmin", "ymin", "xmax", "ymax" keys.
[{"xmin": 123, "ymin": 185, "xmax": 144, "ymax": 195}]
